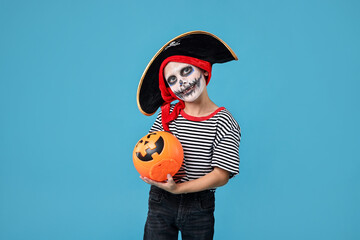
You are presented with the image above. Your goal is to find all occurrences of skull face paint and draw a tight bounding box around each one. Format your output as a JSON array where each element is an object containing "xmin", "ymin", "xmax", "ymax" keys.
[{"xmin": 164, "ymin": 62, "xmax": 206, "ymax": 102}]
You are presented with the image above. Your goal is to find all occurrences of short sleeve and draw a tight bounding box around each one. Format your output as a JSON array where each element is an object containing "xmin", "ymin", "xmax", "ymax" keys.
[
  {"xmin": 149, "ymin": 110, "xmax": 164, "ymax": 133},
  {"xmin": 211, "ymin": 112, "xmax": 241, "ymax": 178}
]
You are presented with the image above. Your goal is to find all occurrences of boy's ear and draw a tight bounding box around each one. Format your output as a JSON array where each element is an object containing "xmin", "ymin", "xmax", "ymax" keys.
[{"xmin": 204, "ymin": 71, "xmax": 209, "ymax": 77}]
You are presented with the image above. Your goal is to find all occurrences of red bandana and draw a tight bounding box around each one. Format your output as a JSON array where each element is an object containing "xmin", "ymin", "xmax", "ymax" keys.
[{"xmin": 158, "ymin": 55, "xmax": 212, "ymax": 131}]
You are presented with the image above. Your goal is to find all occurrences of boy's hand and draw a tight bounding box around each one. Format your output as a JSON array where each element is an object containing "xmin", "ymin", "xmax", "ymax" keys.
[{"xmin": 140, "ymin": 174, "xmax": 179, "ymax": 194}]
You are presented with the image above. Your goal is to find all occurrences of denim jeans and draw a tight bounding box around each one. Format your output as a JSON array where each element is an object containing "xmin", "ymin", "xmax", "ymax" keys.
[{"xmin": 144, "ymin": 185, "xmax": 215, "ymax": 240}]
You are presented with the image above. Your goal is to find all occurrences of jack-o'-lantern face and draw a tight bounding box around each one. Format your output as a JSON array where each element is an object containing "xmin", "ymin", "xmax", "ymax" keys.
[
  {"xmin": 132, "ymin": 131, "xmax": 184, "ymax": 182},
  {"xmin": 134, "ymin": 133, "xmax": 164, "ymax": 161}
]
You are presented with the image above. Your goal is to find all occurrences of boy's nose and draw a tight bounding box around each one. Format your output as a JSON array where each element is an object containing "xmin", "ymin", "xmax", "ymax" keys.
[{"xmin": 179, "ymin": 79, "xmax": 186, "ymax": 87}]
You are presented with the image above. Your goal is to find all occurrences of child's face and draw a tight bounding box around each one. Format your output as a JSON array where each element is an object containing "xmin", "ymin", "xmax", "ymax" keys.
[{"xmin": 163, "ymin": 62, "xmax": 206, "ymax": 102}]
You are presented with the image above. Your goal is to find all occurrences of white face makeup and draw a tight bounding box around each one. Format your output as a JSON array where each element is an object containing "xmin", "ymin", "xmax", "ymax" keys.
[{"xmin": 164, "ymin": 62, "xmax": 206, "ymax": 102}]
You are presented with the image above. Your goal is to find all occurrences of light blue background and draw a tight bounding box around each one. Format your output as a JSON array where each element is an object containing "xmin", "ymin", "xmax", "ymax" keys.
[{"xmin": 1, "ymin": 0, "xmax": 359, "ymax": 239}]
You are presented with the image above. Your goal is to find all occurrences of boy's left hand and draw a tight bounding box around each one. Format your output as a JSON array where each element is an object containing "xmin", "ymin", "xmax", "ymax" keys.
[{"xmin": 140, "ymin": 174, "xmax": 179, "ymax": 194}]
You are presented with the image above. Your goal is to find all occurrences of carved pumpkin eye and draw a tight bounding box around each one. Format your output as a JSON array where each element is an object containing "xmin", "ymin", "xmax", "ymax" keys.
[{"xmin": 135, "ymin": 133, "xmax": 157, "ymax": 148}]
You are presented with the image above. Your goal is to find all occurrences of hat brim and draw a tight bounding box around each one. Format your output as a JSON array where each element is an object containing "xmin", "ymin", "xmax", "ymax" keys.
[{"xmin": 137, "ymin": 30, "xmax": 238, "ymax": 116}]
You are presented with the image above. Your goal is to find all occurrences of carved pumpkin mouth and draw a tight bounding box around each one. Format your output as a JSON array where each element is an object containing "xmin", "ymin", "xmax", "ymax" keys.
[{"xmin": 135, "ymin": 136, "xmax": 164, "ymax": 161}]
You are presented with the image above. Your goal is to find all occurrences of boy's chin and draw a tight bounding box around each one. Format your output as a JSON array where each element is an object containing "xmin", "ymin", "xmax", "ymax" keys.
[{"xmin": 182, "ymin": 92, "xmax": 202, "ymax": 103}]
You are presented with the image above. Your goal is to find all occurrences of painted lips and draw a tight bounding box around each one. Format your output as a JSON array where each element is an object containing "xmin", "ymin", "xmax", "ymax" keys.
[{"xmin": 174, "ymin": 75, "xmax": 202, "ymax": 99}]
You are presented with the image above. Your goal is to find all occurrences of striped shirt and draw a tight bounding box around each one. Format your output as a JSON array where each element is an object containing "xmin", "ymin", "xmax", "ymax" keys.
[{"xmin": 150, "ymin": 106, "xmax": 241, "ymax": 183}]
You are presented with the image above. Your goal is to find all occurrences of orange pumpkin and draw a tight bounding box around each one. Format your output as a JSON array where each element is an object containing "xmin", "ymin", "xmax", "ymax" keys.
[{"xmin": 133, "ymin": 131, "xmax": 184, "ymax": 182}]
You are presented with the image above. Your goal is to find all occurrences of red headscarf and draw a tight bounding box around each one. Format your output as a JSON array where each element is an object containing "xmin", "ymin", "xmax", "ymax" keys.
[{"xmin": 158, "ymin": 55, "xmax": 212, "ymax": 131}]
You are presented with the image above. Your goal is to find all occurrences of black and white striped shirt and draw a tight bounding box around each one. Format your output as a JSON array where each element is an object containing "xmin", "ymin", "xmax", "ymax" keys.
[{"xmin": 150, "ymin": 106, "xmax": 241, "ymax": 183}]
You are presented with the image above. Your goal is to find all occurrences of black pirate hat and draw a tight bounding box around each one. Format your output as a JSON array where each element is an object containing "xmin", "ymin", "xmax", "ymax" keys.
[{"xmin": 137, "ymin": 30, "xmax": 238, "ymax": 116}]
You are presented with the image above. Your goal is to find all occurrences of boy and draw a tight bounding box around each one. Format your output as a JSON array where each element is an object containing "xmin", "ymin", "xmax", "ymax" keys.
[{"xmin": 137, "ymin": 31, "xmax": 241, "ymax": 240}]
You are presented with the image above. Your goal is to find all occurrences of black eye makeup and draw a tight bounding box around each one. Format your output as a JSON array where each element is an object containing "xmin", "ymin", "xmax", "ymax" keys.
[
  {"xmin": 180, "ymin": 66, "xmax": 194, "ymax": 77},
  {"xmin": 166, "ymin": 65, "xmax": 194, "ymax": 86},
  {"xmin": 167, "ymin": 75, "xmax": 177, "ymax": 86}
]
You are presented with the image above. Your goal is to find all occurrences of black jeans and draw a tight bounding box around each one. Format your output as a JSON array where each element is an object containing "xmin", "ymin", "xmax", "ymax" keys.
[{"xmin": 144, "ymin": 186, "xmax": 215, "ymax": 240}]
